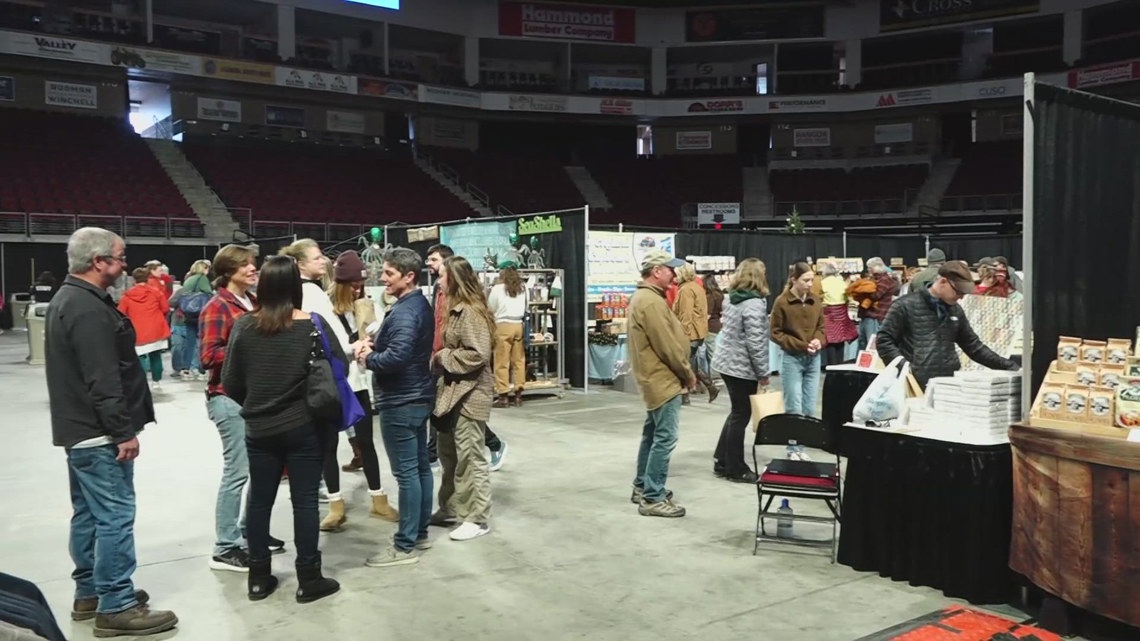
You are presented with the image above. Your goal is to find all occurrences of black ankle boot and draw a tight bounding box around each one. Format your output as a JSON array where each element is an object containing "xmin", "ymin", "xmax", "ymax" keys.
[
  {"xmin": 247, "ymin": 558, "xmax": 278, "ymax": 601},
  {"xmin": 295, "ymin": 554, "xmax": 340, "ymax": 604}
]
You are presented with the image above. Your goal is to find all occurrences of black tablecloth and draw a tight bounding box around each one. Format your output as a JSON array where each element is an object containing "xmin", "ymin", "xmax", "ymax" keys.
[{"xmin": 822, "ymin": 368, "xmax": 1016, "ymax": 605}]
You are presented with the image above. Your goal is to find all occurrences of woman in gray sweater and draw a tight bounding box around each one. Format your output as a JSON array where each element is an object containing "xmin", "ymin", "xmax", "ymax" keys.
[
  {"xmin": 710, "ymin": 258, "xmax": 771, "ymax": 483},
  {"xmin": 222, "ymin": 256, "xmax": 345, "ymax": 604}
]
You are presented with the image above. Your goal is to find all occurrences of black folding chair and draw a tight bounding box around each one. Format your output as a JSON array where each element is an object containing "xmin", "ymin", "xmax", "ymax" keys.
[{"xmin": 752, "ymin": 413, "xmax": 842, "ymax": 562}]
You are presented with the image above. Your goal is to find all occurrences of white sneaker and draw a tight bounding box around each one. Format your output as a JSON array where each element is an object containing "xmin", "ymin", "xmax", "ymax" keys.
[
  {"xmin": 797, "ymin": 451, "xmax": 812, "ymax": 462},
  {"xmin": 449, "ymin": 522, "xmax": 490, "ymax": 541},
  {"xmin": 150, "ymin": 381, "xmax": 162, "ymax": 392},
  {"xmin": 179, "ymin": 370, "xmax": 192, "ymax": 380}
]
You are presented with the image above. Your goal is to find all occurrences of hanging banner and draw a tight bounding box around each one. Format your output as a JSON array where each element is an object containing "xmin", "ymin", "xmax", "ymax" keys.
[
  {"xmin": 696, "ymin": 203, "xmax": 741, "ymax": 225},
  {"xmin": 685, "ymin": 6, "xmax": 825, "ymax": 42},
  {"xmin": 110, "ymin": 46, "xmax": 201, "ymax": 74},
  {"xmin": 197, "ymin": 97, "xmax": 242, "ymax": 122},
  {"xmin": 203, "ymin": 58, "xmax": 274, "ymax": 84},
  {"xmin": 44, "ymin": 81, "xmax": 97, "ymax": 109},
  {"xmin": 880, "ymin": 0, "xmax": 1039, "ymax": 32},
  {"xmin": 358, "ymin": 78, "xmax": 417, "ymax": 100},
  {"xmin": 587, "ymin": 231, "xmax": 676, "ymax": 298},
  {"xmin": 587, "ymin": 76, "xmax": 645, "ymax": 92},
  {"xmin": 277, "ymin": 67, "xmax": 356, "ymax": 94},
  {"xmin": 327, "ymin": 110, "xmax": 366, "ymax": 134},
  {"xmin": 793, "ymin": 127, "xmax": 831, "ymax": 147},
  {"xmin": 439, "ymin": 220, "xmax": 518, "ymax": 270},
  {"xmin": 420, "ymin": 85, "xmax": 482, "ymax": 108},
  {"xmin": 498, "ymin": 2, "xmax": 637, "ymax": 43},
  {"xmin": 0, "ymin": 76, "xmax": 12, "ymax": 101},
  {"xmin": 874, "ymin": 122, "xmax": 914, "ymax": 144},
  {"xmin": 675, "ymin": 131, "xmax": 712, "ymax": 150},
  {"xmin": 1067, "ymin": 59, "xmax": 1140, "ymax": 89},
  {"xmin": 507, "ymin": 94, "xmax": 567, "ymax": 112},
  {"xmin": 0, "ymin": 32, "xmax": 108, "ymax": 64}
]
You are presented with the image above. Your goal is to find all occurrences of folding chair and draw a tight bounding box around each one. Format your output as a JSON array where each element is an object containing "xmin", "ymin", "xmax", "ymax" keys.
[{"xmin": 752, "ymin": 413, "xmax": 842, "ymax": 562}]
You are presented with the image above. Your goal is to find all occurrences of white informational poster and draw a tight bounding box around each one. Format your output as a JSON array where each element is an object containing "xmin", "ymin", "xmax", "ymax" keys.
[
  {"xmin": 874, "ymin": 122, "xmax": 914, "ymax": 144},
  {"xmin": 587, "ymin": 231, "xmax": 675, "ymax": 300},
  {"xmin": 326, "ymin": 110, "xmax": 366, "ymax": 134},
  {"xmin": 696, "ymin": 203, "xmax": 740, "ymax": 225},
  {"xmin": 675, "ymin": 131, "xmax": 711, "ymax": 150},
  {"xmin": 197, "ymin": 97, "xmax": 241, "ymax": 122},
  {"xmin": 793, "ymin": 127, "xmax": 831, "ymax": 147}
]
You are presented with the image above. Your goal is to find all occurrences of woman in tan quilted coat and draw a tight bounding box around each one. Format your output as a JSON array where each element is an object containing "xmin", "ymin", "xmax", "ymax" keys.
[
  {"xmin": 672, "ymin": 262, "xmax": 718, "ymax": 403},
  {"xmin": 432, "ymin": 256, "xmax": 495, "ymax": 541}
]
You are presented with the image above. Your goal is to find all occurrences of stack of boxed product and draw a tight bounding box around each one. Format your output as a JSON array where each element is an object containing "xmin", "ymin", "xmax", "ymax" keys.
[
  {"xmin": 1036, "ymin": 336, "xmax": 1129, "ymax": 427},
  {"xmin": 909, "ymin": 370, "xmax": 1023, "ymax": 437}
]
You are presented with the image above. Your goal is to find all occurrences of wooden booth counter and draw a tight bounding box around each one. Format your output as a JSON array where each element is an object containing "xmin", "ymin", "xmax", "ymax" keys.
[{"xmin": 1008, "ymin": 421, "xmax": 1140, "ymax": 629}]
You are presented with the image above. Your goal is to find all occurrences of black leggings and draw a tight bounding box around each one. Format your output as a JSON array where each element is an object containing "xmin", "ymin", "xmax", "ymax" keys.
[
  {"xmin": 714, "ymin": 374, "xmax": 757, "ymax": 476},
  {"xmin": 247, "ymin": 426, "xmax": 323, "ymax": 565},
  {"xmin": 323, "ymin": 390, "xmax": 382, "ymax": 494}
]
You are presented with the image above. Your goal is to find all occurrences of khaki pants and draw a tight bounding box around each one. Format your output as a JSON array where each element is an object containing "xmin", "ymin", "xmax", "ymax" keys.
[
  {"xmin": 493, "ymin": 322, "xmax": 526, "ymax": 395},
  {"xmin": 437, "ymin": 414, "xmax": 492, "ymax": 524}
]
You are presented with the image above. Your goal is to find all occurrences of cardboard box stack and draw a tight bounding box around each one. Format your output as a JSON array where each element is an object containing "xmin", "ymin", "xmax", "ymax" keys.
[{"xmin": 909, "ymin": 370, "xmax": 1023, "ymax": 438}]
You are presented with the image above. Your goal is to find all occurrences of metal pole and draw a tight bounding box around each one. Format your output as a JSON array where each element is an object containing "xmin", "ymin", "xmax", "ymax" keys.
[
  {"xmin": 842, "ymin": 230, "xmax": 847, "ymax": 257},
  {"xmin": 1021, "ymin": 72, "xmax": 1035, "ymax": 421},
  {"xmin": 583, "ymin": 203, "xmax": 590, "ymax": 394},
  {"xmin": 925, "ymin": 234, "xmax": 931, "ymax": 256}
]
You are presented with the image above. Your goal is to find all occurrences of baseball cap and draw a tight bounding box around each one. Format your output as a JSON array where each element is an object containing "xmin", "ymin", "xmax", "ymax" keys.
[
  {"xmin": 939, "ymin": 261, "xmax": 976, "ymax": 295},
  {"xmin": 641, "ymin": 250, "xmax": 686, "ymax": 271}
]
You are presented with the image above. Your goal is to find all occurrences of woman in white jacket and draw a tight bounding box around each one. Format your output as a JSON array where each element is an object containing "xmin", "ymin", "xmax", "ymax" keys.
[{"xmin": 279, "ymin": 241, "xmax": 398, "ymax": 531}]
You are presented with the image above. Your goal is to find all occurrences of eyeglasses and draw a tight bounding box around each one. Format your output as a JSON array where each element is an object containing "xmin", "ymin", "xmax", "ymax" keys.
[{"xmin": 100, "ymin": 254, "xmax": 127, "ymax": 264}]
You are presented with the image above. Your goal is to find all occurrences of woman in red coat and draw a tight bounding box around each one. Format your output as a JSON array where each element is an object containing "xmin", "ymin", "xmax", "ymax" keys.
[{"xmin": 119, "ymin": 266, "xmax": 172, "ymax": 389}]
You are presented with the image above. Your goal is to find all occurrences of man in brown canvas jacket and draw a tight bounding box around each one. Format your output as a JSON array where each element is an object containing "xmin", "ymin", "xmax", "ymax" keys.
[{"xmin": 626, "ymin": 250, "xmax": 696, "ymax": 518}]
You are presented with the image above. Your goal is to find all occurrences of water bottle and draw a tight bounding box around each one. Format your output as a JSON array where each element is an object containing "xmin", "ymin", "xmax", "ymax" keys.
[{"xmin": 776, "ymin": 499, "xmax": 794, "ymax": 538}]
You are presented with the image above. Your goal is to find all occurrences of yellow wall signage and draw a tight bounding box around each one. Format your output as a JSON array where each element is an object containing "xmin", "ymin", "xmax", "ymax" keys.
[
  {"xmin": 202, "ymin": 58, "xmax": 274, "ymax": 84},
  {"xmin": 517, "ymin": 215, "xmax": 562, "ymax": 235}
]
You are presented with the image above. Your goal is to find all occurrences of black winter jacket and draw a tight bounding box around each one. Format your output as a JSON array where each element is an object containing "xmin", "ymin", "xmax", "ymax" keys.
[
  {"xmin": 45, "ymin": 276, "xmax": 155, "ymax": 448},
  {"xmin": 876, "ymin": 287, "xmax": 1017, "ymax": 387}
]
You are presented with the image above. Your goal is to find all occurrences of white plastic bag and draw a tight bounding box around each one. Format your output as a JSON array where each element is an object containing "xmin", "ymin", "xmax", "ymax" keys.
[{"xmin": 852, "ymin": 356, "xmax": 911, "ymax": 423}]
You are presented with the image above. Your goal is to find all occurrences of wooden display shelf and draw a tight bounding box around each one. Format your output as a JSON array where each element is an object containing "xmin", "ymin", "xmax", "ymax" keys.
[{"xmin": 1009, "ymin": 421, "xmax": 1140, "ymax": 629}]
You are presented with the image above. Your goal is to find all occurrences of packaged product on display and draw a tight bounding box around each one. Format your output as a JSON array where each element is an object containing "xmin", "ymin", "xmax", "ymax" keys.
[
  {"xmin": 1056, "ymin": 336, "xmax": 1082, "ymax": 371},
  {"xmin": 1031, "ymin": 334, "xmax": 1140, "ymax": 430}
]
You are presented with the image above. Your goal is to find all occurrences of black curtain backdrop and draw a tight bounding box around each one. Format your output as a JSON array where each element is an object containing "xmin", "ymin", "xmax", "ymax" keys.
[
  {"xmin": 929, "ymin": 235, "xmax": 1022, "ymax": 267},
  {"xmin": 844, "ymin": 235, "xmax": 925, "ymax": 265},
  {"xmin": 1031, "ymin": 83, "xmax": 1140, "ymax": 395}
]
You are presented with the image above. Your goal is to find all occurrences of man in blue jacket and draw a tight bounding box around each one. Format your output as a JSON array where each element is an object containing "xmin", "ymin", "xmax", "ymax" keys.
[{"xmin": 358, "ymin": 247, "xmax": 436, "ymax": 568}]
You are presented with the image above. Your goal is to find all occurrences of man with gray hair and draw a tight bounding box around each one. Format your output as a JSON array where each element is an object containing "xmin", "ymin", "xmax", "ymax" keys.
[{"xmin": 45, "ymin": 228, "xmax": 178, "ymax": 637}]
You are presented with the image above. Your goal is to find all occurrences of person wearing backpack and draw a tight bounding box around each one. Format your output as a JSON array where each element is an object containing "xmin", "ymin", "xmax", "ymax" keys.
[{"xmin": 169, "ymin": 260, "xmax": 213, "ymax": 381}]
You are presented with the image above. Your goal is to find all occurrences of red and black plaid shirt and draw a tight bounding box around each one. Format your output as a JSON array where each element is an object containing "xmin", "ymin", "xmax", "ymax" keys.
[{"xmin": 198, "ymin": 288, "xmax": 256, "ymax": 397}]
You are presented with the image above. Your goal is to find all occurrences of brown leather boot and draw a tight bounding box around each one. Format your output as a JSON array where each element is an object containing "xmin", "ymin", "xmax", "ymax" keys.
[
  {"xmin": 514, "ymin": 389, "xmax": 523, "ymax": 406},
  {"xmin": 699, "ymin": 372, "xmax": 720, "ymax": 403},
  {"xmin": 341, "ymin": 437, "xmax": 363, "ymax": 472},
  {"xmin": 492, "ymin": 394, "xmax": 509, "ymax": 408},
  {"xmin": 93, "ymin": 604, "xmax": 178, "ymax": 638},
  {"xmin": 73, "ymin": 590, "xmax": 150, "ymax": 621}
]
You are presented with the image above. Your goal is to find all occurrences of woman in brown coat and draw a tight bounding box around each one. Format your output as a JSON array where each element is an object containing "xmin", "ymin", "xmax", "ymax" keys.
[
  {"xmin": 672, "ymin": 263, "xmax": 718, "ymax": 402},
  {"xmin": 432, "ymin": 256, "xmax": 495, "ymax": 542}
]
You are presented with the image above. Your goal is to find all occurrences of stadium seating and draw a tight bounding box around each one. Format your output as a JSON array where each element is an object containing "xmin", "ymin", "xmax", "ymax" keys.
[
  {"xmin": 0, "ymin": 109, "xmax": 193, "ymax": 218},
  {"xmin": 770, "ymin": 164, "xmax": 929, "ymax": 216},
  {"xmin": 942, "ymin": 140, "xmax": 1022, "ymax": 212},
  {"xmin": 584, "ymin": 155, "xmax": 744, "ymax": 226},
  {"xmin": 421, "ymin": 147, "xmax": 584, "ymax": 214},
  {"xmin": 180, "ymin": 138, "xmax": 474, "ymax": 226}
]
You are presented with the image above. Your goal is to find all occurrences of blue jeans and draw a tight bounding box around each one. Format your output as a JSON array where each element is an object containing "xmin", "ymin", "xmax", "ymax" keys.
[
  {"xmin": 171, "ymin": 325, "xmax": 200, "ymax": 373},
  {"xmin": 858, "ymin": 317, "xmax": 882, "ymax": 351},
  {"xmin": 379, "ymin": 403, "xmax": 433, "ymax": 552},
  {"xmin": 634, "ymin": 395, "xmax": 682, "ymax": 502},
  {"xmin": 780, "ymin": 351, "xmax": 821, "ymax": 417},
  {"xmin": 67, "ymin": 445, "xmax": 139, "ymax": 614},
  {"xmin": 206, "ymin": 395, "xmax": 249, "ymax": 556}
]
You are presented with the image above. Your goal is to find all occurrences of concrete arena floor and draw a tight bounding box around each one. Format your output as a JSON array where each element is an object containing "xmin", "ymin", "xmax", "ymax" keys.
[{"xmin": 0, "ymin": 330, "xmax": 1065, "ymax": 641}]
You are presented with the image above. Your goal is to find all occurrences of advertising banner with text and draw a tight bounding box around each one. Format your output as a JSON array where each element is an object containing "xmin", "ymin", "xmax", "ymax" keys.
[
  {"xmin": 1067, "ymin": 59, "xmax": 1140, "ymax": 89},
  {"xmin": 203, "ymin": 58, "xmax": 274, "ymax": 84},
  {"xmin": 45, "ymin": 81, "xmax": 96, "ymax": 109},
  {"xmin": 357, "ymin": 78, "xmax": 417, "ymax": 100},
  {"xmin": 277, "ymin": 67, "xmax": 356, "ymax": 94},
  {"xmin": 420, "ymin": 85, "xmax": 482, "ymax": 108},
  {"xmin": 880, "ymin": 0, "xmax": 1039, "ymax": 32},
  {"xmin": 110, "ymin": 46, "xmax": 201, "ymax": 75},
  {"xmin": 686, "ymin": 6, "xmax": 824, "ymax": 42},
  {"xmin": 499, "ymin": 2, "xmax": 636, "ymax": 43},
  {"xmin": 197, "ymin": 97, "xmax": 242, "ymax": 122},
  {"xmin": 0, "ymin": 32, "xmax": 108, "ymax": 64},
  {"xmin": 793, "ymin": 128, "xmax": 831, "ymax": 147},
  {"xmin": 587, "ymin": 231, "xmax": 676, "ymax": 298},
  {"xmin": 675, "ymin": 131, "xmax": 712, "ymax": 151}
]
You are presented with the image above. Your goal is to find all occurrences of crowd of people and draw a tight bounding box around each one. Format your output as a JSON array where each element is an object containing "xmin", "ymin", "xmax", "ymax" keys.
[{"xmin": 39, "ymin": 226, "xmax": 1022, "ymax": 637}]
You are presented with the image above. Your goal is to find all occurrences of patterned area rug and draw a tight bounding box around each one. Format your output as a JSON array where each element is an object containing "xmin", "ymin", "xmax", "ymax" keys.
[{"xmin": 855, "ymin": 606, "xmax": 1061, "ymax": 641}]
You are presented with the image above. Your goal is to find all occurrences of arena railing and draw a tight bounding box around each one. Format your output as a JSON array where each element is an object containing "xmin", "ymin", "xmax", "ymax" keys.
[
  {"xmin": 938, "ymin": 193, "xmax": 1023, "ymax": 213},
  {"xmin": 249, "ymin": 220, "xmax": 366, "ymax": 243},
  {"xmin": 0, "ymin": 212, "xmax": 206, "ymax": 239},
  {"xmin": 774, "ymin": 199, "xmax": 909, "ymax": 217}
]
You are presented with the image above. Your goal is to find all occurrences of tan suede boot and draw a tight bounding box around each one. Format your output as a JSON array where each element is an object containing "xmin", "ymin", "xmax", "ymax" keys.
[
  {"xmin": 369, "ymin": 494, "xmax": 400, "ymax": 522},
  {"xmin": 319, "ymin": 499, "xmax": 346, "ymax": 532}
]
